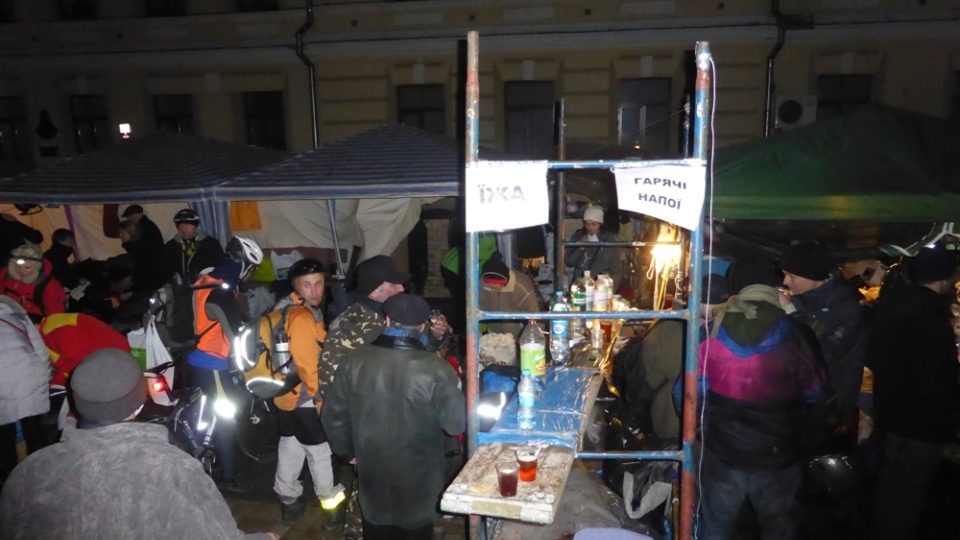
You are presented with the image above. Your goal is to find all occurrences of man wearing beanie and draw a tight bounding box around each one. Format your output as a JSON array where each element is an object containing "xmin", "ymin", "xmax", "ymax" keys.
[
  {"xmin": 566, "ymin": 205, "xmax": 622, "ymax": 287},
  {"xmin": 323, "ymin": 294, "xmax": 465, "ymax": 540},
  {"xmin": 0, "ymin": 349, "xmax": 276, "ymax": 540},
  {"xmin": 867, "ymin": 247, "xmax": 960, "ymax": 540},
  {"xmin": 479, "ymin": 251, "xmax": 542, "ymax": 337},
  {"xmin": 779, "ymin": 241, "xmax": 867, "ymax": 431},
  {"xmin": 698, "ymin": 254, "xmax": 829, "ymax": 540}
]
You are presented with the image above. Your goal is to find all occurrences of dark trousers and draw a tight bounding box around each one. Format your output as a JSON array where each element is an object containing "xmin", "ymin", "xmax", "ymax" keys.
[
  {"xmin": 699, "ymin": 448, "xmax": 801, "ymax": 540},
  {"xmin": 0, "ymin": 415, "xmax": 47, "ymax": 482},
  {"xmin": 186, "ymin": 364, "xmax": 241, "ymax": 481},
  {"xmin": 871, "ymin": 431, "xmax": 943, "ymax": 540},
  {"xmin": 362, "ymin": 519, "xmax": 433, "ymax": 540}
]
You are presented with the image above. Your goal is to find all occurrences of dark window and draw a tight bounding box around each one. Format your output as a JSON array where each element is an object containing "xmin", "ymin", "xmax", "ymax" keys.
[
  {"xmin": 236, "ymin": 0, "xmax": 278, "ymax": 12},
  {"xmin": 619, "ymin": 78, "xmax": 672, "ymax": 156},
  {"xmin": 60, "ymin": 0, "xmax": 96, "ymax": 20},
  {"xmin": 817, "ymin": 74, "xmax": 871, "ymax": 119},
  {"xmin": 243, "ymin": 91, "xmax": 286, "ymax": 151},
  {"xmin": 145, "ymin": 0, "xmax": 185, "ymax": 17},
  {"xmin": 0, "ymin": 0, "xmax": 16, "ymax": 23},
  {"xmin": 504, "ymin": 81, "xmax": 555, "ymax": 158},
  {"xmin": 397, "ymin": 84, "xmax": 445, "ymax": 135},
  {"xmin": 154, "ymin": 94, "xmax": 194, "ymax": 134},
  {"xmin": 951, "ymin": 72, "xmax": 960, "ymax": 125},
  {"xmin": 70, "ymin": 95, "xmax": 110, "ymax": 154},
  {"xmin": 0, "ymin": 97, "xmax": 29, "ymax": 164}
]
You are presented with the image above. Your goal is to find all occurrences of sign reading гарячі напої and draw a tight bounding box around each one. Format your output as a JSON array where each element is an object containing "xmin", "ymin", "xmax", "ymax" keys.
[
  {"xmin": 465, "ymin": 161, "xmax": 549, "ymax": 233},
  {"xmin": 613, "ymin": 161, "xmax": 706, "ymax": 230}
]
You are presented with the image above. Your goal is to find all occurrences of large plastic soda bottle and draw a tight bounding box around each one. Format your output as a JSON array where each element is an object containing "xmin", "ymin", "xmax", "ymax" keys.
[
  {"xmin": 517, "ymin": 375, "xmax": 536, "ymax": 430},
  {"xmin": 582, "ymin": 271, "xmax": 595, "ymax": 311},
  {"xmin": 549, "ymin": 291, "xmax": 571, "ymax": 366},
  {"xmin": 518, "ymin": 321, "xmax": 547, "ymax": 386},
  {"xmin": 593, "ymin": 272, "xmax": 612, "ymax": 312}
]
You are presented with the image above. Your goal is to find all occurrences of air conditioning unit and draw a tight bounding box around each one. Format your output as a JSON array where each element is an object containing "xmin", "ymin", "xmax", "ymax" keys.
[{"xmin": 775, "ymin": 95, "xmax": 818, "ymax": 131}]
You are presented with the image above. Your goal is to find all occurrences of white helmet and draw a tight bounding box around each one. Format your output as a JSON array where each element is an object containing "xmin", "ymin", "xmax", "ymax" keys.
[{"xmin": 226, "ymin": 236, "xmax": 263, "ymax": 280}]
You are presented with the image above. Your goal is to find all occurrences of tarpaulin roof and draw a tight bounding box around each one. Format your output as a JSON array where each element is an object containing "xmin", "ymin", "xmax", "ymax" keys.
[
  {"xmin": 712, "ymin": 105, "xmax": 960, "ymax": 221},
  {"xmin": 217, "ymin": 123, "xmax": 468, "ymax": 200},
  {"xmin": 0, "ymin": 132, "xmax": 287, "ymax": 204}
]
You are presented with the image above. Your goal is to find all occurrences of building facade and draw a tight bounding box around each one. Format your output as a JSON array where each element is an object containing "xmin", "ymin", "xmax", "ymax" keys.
[{"xmin": 1, "ymin": 0, "xmax": 957, "ymax": 174}]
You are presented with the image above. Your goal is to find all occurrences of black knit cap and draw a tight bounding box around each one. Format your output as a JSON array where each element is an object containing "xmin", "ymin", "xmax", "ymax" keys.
[
  {"xmin": 70, "ymin": 348, "xmax": 147, "ymax": 423},
  {"xmin": 121, "ymin": 204, "xmax": 144, "ymax": 217},
  {"xmin": 909, "ymin": 247, "xmax": 960, "ymax": 283},
  {"xmin": 382, "ymin": 293, "xmax": 431, "ymax": 326},
  {"xmin": 481, "ymin": 251, "xmax": 510, "ymax": 281},
  {"xmin": 781, "ymin": 242, "xmax": 833, "ymax": 281},
  {"xmin": 727, "ymin": 255, "xmax": 781, "ymax": 293}
]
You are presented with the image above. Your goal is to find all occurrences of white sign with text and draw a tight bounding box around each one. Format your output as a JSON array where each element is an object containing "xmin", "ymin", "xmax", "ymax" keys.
[
  {"xmin": 614, "ymin": 161, "xmax": 707, "ymax": 230},
  {"xmin": 465, "ymin": 161, "xmax": 549, "ymax": 232}
]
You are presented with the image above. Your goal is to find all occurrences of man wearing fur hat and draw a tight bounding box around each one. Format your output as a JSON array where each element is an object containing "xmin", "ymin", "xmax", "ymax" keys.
[
  {"xmin": 779, "ymin": 241, "xmax": 868, "ymax": 431},
  {"xmin": 699, "ymin": 255, "xmax": 830, "ymax": 540},
  {"xmin": 566, "ymin": 205, "xmax": 622, "ymax": 286},
  {"xmin": 867, "ymin": 246, "xmax": 960, "ymax": 540},
  {"xmin": 323, "ymin": 294, "xmax": 465, "ymax": 540},
  {"xmin": 0, "ymin": 242, "xmax": 66, "ymax": 323},
  {"xmin": 0, "ymin": 348, "xmax": 277, "ymax": 539}
]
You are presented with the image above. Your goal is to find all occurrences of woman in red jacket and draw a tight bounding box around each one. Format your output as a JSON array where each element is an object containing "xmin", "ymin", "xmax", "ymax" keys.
[{"xmin": 1, "ymin": 243, "xmax": 66, "ymax": 324}]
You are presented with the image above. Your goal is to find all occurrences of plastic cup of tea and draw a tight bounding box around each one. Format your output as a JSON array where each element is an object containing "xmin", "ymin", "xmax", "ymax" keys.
[
  {"xmin": 516, "ymin": 448, "xmax": 538, "ymax": 482},
  {"xmin": 496, "ymin": 462, "xmax": 519, "ymax": 497}
]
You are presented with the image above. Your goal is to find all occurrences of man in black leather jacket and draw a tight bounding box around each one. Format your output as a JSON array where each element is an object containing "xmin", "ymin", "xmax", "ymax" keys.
[{"xmin": 322, "ymin": 294, "xmax": 465, "ymax": 540}]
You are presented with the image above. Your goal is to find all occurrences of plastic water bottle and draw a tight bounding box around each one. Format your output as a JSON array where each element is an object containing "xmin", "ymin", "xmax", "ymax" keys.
[
  {"xmin": 593, "ymin": 273, "xmax": 611, "ymax": 313},
  {"xmin": 519, "ymin": 321, "xmax": 546, "ymax": 387},
  {"xmin": 550, "ymin": 291, "xmax": 570, "ymax": 366},
  {"xmin": 517, "ymin": 375, "xmax": 536, "ymax": 430},
  {"xmin": 582, "ymin": 271, "xmax": 595, "ymax": 311},
  {"xmin": 569, "ymin": 279, "xmax": 586, "ymax": 339}
]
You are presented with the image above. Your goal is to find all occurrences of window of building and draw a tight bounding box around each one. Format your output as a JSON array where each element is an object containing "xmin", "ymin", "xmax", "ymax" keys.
[
  {"xmin": 60, "ymin": 0, "xmax": 96, "ymax": 20},
  {"xmin": 243, "ymin": 91, "xmax": 286, "ymax": 151},
  {"xmin": 70, "ymin": 95, "xmax": 110, "ymax": 154},
  {"xmin": 951, "ymin": 72, "xmax": 960, "ymax": 124},
  {"xmin": 816, "ymin": 74, "xmax": 872, "ymax": 120},
  {"xmin": 0, "ymin": 0, "xmax": 16, "ymax": 23},
  {"xmin": 504, "ymin": 81, "xmax": 555, "ymax": 158},
  {"xmin": 0, "ymin": 97, "xmax": 29, "ymax": 165},
  {"xmin": 618, "ymin": 78, "xmax": 672, "ymax": 156},
  {"xmin": 397, "ymin": 84, "xmax": 445, "ymax": 135},
  {"xmin": 145, "ymin": 0, "xmax": 185, "ymax": 17},
  {"xmin": 236, "ymin": 0, "xmax": 278, "ymax": 12},
  {"xmin": 154, "ymin": 94, "xmax": 194, "ymax": 134}
]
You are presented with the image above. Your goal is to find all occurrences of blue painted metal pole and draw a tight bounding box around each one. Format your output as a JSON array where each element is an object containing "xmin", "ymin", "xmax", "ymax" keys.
[
  {"xmin": 464, "ymin": 30, "xmax": 483, "ymax": 540},
  {"xmin": 679, "ymin": 40, "xmax": 712, "ymax": 540}
]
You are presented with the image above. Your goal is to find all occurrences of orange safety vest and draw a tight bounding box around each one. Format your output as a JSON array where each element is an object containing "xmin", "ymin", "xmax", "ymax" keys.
[{"xmin": 193, "ymin": 274, "xmax": 232, "ymax": 359}]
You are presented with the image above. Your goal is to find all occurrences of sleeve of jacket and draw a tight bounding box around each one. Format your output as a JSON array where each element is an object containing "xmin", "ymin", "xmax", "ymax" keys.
[
  {"xmin": 287, "ymin": 308, "xmax": 322, "ymax": 401},
  {"xmin": 42, "ymin": 277, "xmax": 66, "ymax": 315},
  {"xmin": 565, "ymin": 230, "xmax": 587, "ymax": 270},
  {"xmin": 321, "ymin": 363, "xmax": 354, "ymax": 458},
  {"xmin": 432, "ymin": 365, "xmax": 466, "ymax": 437}
]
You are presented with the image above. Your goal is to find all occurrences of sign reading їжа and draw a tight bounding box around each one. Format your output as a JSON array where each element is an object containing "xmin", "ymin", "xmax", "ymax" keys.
[
  {"xmin": 465, "ymin": 161, "xmax": 549, "ymax": 232},
  {"xmin": 613, "ymin": 161, "xmax": 706, "ymax": 230}
]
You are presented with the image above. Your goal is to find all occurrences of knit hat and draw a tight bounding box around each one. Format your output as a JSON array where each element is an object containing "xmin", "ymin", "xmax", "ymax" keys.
[
  {"xmin": 909, "ymin": 247, "xmax": 960, "ymax": 284},
  {"xmin": 121, "ymin": 204, "xmax": 144, "ymax": 218},
  {"xmin": 583, "ymin": 206, "xmax": 604, "ymax": 223},
  {"xmin": 382, "ymin": 293, "xmax": 430, "ymax": 326},
  {"xmin": 481, "ymin": 251, "xmax": 510, "ymax": 283},
  {"xmin": 10, "ymin": 242, "xmax": 42, "ymax": 260},
  {"xmin": 727, "ymin": 255, "xmax": 781, "ymax": 293},
  {"xmin": 173, "ymin": 208, "xmax": 200, "ymax": 226},
  {"xmin": 70, "ymin": 348, "xmax": 147, "ymax": 423},
  {"xmin": 355, "ymin": 255, "xmax": 410, "ymax": 297},
  {"xmin": 781, "ymin": 242, "xmax": 833, "ymax": 281}
]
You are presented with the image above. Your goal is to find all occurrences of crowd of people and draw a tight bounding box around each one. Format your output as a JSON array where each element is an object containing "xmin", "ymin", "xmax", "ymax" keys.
[{"xmin": 0, "ymin": 205, "xmax": 465, "ymax": 540}]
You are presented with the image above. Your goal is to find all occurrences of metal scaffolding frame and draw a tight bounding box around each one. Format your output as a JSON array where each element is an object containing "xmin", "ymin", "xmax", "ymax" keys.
[{"xmin": 462, "ymin": 32, "xmax": 713, "ymax": 540}]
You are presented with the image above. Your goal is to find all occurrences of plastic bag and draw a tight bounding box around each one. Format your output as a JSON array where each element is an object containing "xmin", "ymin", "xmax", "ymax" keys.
[
  {"xmin": 126, "ymin": 327, "xmax": 147, "ymax": 370},
  {"xmin": 145, "ymin": 316, "xmax": 174, "ymax": 406}
]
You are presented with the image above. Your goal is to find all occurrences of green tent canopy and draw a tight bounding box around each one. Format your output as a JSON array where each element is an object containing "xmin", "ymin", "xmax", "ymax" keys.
[{"xmin": 712, "ymin": 105, "xmax": 960, "ymax": 221}]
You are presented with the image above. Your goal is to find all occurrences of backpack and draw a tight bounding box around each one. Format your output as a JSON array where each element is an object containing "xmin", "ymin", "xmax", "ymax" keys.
[{"xmin": 236, "ymin": 306, "xmax": 301, "ymax": 400}]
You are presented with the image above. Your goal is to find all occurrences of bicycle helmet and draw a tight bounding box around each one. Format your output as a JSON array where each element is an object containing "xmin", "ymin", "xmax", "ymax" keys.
[
  {"xmin": 226, "ymin": 236, "xmax": 263, "ymax": 280},
  {"xmin": 173, "ymin": 208, "xmax": 200, "ymax": 226},
  {"xmin": 287, "ymin": 258, "xmax": 325, "ymax": 282}
]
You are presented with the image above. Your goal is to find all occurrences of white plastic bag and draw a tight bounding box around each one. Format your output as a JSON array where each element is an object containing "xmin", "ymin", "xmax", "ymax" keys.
[{"xmin": 144, "ymin": 316, "xmax": 175, "ymax": 406}]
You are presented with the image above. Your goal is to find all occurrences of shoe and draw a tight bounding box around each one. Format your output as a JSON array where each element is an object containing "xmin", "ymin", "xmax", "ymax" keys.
[
  {"xmin": 280, "ymin": 498, "xmax": 306, "ymax": 523},
  {"xmin": 217, "ymin": 476, "xmax": 254, "ymax": 494},
  {"xmin": 319, "ymin": 502, "xmax": 346, "ymax": 531}
]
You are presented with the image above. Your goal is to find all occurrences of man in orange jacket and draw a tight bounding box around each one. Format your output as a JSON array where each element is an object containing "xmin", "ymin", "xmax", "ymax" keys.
[{"xmin": 271, "ymin": 258, "xmax": 344, "ymax": 524}]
